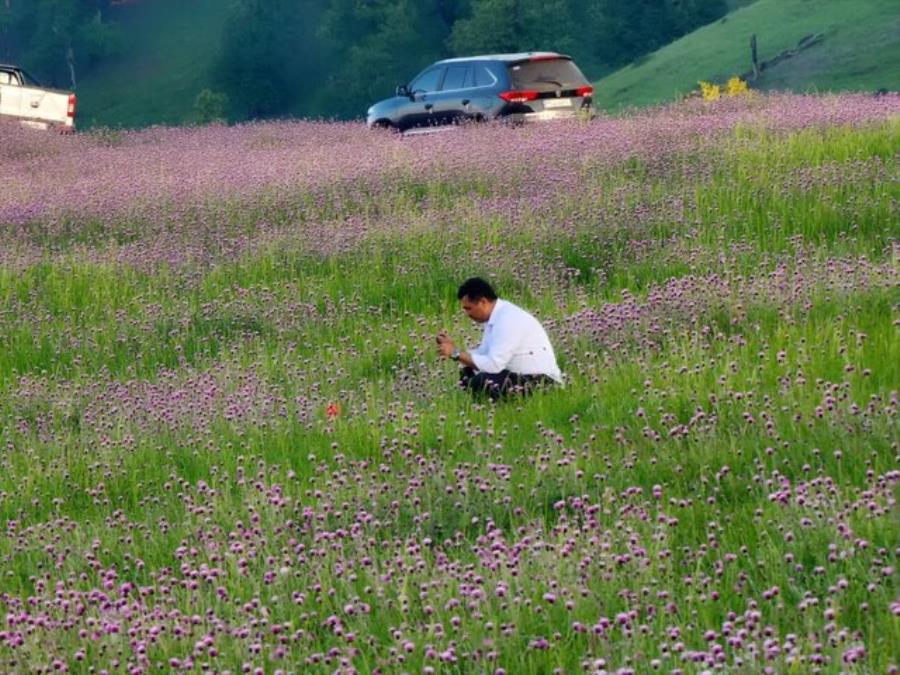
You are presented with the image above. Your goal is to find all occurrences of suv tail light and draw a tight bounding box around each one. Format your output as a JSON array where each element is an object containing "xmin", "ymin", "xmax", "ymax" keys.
[
  {"xmin": 575, "ymin": 85, "xmax": 594, "ymax": 97},
  {"xmin": 67, "ymin": 94, "xmax": 77, "ymax": 118},
  {"xmin": 499, "ymin": 90, "xmax": 539, "ymax": 103}
]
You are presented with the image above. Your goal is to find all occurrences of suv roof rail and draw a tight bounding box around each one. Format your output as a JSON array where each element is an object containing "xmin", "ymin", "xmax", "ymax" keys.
[{"xmin": 437, "ymin": 52, "xmax": 570, "ymax": 65}]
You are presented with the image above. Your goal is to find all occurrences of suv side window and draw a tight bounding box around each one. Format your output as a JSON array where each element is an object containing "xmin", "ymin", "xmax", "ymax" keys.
[
  {"xmin": 410, "ymin": 68, "xmax": 445, "ymax": 94},
  {"xmin": 0, "ymin": 70, "xmax": 17, "ymax": 86},
  {"xmin": 441, "ymin": 65, "xmax": 468, "ymax": 91}
]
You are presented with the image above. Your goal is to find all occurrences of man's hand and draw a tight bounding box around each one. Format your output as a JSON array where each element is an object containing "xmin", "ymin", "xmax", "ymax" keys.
[{"xmin": 436, "ymin": 330, "xmax": 455, "ymax": 359}]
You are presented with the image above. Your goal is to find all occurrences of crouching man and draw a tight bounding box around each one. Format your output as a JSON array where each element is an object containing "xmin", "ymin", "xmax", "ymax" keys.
[{"xmin": 436, "ymin": 277, "xmax": 562, "ymax": 401}]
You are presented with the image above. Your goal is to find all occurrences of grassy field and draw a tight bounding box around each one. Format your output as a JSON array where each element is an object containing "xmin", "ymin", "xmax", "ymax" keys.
[
  {"xmin": 0, "ymin": 94, "xmax": 898, "ymax": 673},
  {"xmin": 594, "ymin": 0, "xmax": 900, "ymax": 111}
]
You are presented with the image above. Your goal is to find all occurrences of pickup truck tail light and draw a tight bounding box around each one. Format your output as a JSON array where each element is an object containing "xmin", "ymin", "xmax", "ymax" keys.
[
  {"xmin": 67, "ymin": 94, "xmax": 77, "ymax": 118},
  {"xmin": 498, "ymin": 90, "xmax": 539, "ymax": 103}
]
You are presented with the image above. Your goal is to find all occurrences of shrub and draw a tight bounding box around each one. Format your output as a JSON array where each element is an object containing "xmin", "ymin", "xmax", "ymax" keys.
[
  {"xmin": 699, "ymin": 80, "xmax": 721, "ymax": 101},
  {"xmin": 698, "ymin": 76, "xmax": 750, "ymax": 102},
  {"xmin": 194, "ymin": 89, "xmax": 229, "ymax": 125}
]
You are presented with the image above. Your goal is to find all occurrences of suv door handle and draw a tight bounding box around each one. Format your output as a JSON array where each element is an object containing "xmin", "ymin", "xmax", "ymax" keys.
[{"xmin": 424, "ymin": 103, "xmax": 433, "ymax": 111}]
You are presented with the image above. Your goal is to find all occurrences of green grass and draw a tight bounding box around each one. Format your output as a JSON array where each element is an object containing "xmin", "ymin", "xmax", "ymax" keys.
[
  {"xmin": 594, "ymin": 0, "xmax": 900, "ymax": 110},
  {"xmin": 76, "ymin": 0, "xmax": 230, "ymax": 129}
]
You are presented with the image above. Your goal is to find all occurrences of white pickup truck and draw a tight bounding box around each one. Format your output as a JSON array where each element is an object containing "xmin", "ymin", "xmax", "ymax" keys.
[{"xmin": 0, "ymin": 65, "xmax": 76, "ymax": 131}]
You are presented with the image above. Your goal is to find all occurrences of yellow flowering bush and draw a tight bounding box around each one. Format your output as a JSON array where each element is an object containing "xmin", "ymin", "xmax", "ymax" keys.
[
  {"xmin": 698, "ymin": 77, "xmax": 749, "ymax": 102},
  {"xmin": 727, "ymin": 77, "xmax": 749, "ymax": 96},
  {"xmin": 699, "ymin": 81, "xmax": 721, "ymax": 101}
]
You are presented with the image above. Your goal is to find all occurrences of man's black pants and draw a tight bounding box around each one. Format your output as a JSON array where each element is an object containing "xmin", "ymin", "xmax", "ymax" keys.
[{"xmin": 459, "ymin": 367, "xmax": 552, "ymax": 401}]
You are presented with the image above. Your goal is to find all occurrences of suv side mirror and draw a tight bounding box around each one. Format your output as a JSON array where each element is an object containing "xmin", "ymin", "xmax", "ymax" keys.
[{"xmin": 396, "ymin": 84, "xmax": 410, "ymax": 98}]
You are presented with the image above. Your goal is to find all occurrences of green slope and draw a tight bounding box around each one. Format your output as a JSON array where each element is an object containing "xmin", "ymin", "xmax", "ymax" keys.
[
  {"xmin": 77, "ymin": 0, "xmax": 229, "ymax": 129},
  {"xmin": 594, "ymin": 0, "xmax": 900, "ymax": 111}
]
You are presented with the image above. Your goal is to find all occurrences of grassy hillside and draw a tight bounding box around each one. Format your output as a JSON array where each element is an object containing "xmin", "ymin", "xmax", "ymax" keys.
[
  {"xmin": 76, "ymin": 0, "xmax": 228, "ymax": 129},
  {"xmin": 594, "ymin": 0, "xmax": 900, "ymax": 111}
]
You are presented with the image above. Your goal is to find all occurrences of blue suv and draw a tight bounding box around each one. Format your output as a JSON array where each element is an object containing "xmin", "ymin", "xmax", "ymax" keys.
[{"xmin": 366, "ymin": 52, "xmax": 594, "ymax": 131}]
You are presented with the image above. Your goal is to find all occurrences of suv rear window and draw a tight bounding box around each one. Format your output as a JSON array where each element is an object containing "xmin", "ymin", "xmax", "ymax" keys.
[
  {"xmin": 507, "ymin": 58, "xmax": 588, "ymax": 91},
  {"xmin": 473, "ymin": 66, "xmax": 497, "ymax": 87}
]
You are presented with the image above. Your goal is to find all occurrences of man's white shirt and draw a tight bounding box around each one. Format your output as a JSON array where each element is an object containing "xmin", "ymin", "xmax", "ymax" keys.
[{"xmin": 469, "ymin": 299, "xmax": 563, "ymax": 383}]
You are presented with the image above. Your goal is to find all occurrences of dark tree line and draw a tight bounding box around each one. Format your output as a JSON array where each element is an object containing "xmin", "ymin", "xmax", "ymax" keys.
[
  {"xmin": 2, "ymin": 0, "xmax": 727, "ymax": 120},
  {"xmin": 0, "ymin": 0, "xmax": 122, "ymax": 88}
]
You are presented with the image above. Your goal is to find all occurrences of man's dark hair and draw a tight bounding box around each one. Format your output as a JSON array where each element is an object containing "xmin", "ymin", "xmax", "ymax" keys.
[{"xmin": 457, "ymin": 277, "xmax": 497, "ymax": 302}]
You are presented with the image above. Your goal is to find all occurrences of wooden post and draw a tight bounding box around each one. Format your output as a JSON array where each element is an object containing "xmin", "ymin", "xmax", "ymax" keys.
[{"xmin": 751, "ymin": 34, "xmax": 760, "ymax": 81}]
